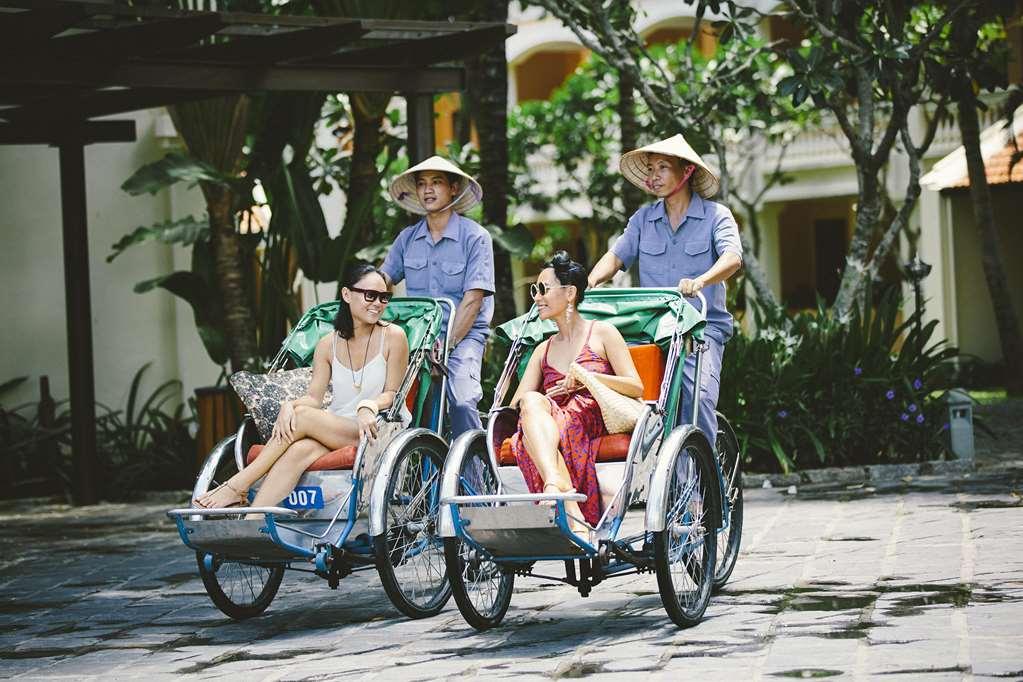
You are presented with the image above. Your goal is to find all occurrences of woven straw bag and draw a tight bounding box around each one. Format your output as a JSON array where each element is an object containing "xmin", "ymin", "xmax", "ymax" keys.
[{"xmin": 568, "ymin": 362, "xmax": 644, "ymax": 434}]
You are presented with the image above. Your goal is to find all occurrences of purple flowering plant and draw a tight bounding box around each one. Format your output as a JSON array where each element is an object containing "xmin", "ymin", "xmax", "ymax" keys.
[{"xmin": 718, "ymin": 288, "xmax": 958, "ymax": 474}]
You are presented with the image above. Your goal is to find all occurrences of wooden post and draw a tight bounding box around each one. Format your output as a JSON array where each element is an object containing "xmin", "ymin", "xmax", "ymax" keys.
[
  {"xmin": 406, "ymin": 93, "xmax": 435, "ymax": 163},
  {"xmin": 58, "ymin": 140, "xmax": 99, "ymax": 505}
]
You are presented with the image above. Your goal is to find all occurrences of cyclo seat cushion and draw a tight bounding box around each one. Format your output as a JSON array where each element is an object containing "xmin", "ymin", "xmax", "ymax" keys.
[
  {"xmin": 496, "ymin": 344, "xmax": 664, "ymax": 466},
  {"xmin": 247, "ymin": 444, "xmax": 357, "ymax": 471}
]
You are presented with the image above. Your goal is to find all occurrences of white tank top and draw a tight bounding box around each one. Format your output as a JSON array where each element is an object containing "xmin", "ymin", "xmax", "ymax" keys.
[{"xmin": 328, "ymin": 328, "xmax": 412, "ymax": 425}]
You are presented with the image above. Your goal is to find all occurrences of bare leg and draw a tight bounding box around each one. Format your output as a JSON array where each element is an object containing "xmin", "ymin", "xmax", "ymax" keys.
[
  {"xmin": 196, "ymin": 406, "xmax": 360, "ymax": 508},
  {"xmin": 244, "ymin": 438, "xmax": 330, "ymax": 517},
  {"xmin": 518, "ymin": 392, "xmax": 586, "ymax": 531}
]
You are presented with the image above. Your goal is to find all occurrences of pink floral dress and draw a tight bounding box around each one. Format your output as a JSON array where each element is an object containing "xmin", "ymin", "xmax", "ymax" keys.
[{"xmin": 510, "ymin": 323, "xmax": 612, "ymax": 526}]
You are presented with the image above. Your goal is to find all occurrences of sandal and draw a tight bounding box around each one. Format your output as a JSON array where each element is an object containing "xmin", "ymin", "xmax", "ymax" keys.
[
  {"xmin": 194, "ymin": 480, "xmax": 248, "ymax": 509},
  {"xmin": 539, "ymin": 481, "xmax": 575, "ymax": 507}
]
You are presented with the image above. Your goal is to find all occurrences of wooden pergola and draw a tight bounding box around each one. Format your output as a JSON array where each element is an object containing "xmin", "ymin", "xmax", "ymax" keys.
[{"xmin": 0, "ymin": 0, "xmax": 514, "ymax": 504}]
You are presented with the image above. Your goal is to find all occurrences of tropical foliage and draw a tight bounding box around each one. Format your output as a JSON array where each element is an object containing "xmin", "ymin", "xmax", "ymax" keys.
[
  {"xmin": 1, "ymin": 366, "xmax": 196, "ymax": 501},
  {"xmin": 719, "ymin": 290, "xmax": 959, "ymax": 473}
]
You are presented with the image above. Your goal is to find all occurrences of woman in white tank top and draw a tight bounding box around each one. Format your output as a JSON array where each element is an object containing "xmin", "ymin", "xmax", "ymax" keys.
[{"xmin": 196, "ymin": 265, "xmax": 411, "ymax": 509}]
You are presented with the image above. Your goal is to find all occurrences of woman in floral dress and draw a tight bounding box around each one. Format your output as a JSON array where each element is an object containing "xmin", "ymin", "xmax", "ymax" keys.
[{"xmin": 509, "ymin": 252, "xmax": 643, "ymax": 533}]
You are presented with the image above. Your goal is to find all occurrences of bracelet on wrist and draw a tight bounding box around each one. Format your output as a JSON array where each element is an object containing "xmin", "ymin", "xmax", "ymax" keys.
[{"xmin": 356, "ymin": 399, "xmax": 378, "ymax": 415}]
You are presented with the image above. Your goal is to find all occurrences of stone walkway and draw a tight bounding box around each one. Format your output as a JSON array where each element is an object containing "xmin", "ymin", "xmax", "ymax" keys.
[{"xmin": 1, "ymin": 460, "xmax": 1021, "ymax": 680}]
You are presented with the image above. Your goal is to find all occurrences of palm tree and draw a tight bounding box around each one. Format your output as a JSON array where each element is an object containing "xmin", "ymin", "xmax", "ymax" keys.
[{"xmin": 169, "ymin": 96, "xmax": 258, "ymax": 371}]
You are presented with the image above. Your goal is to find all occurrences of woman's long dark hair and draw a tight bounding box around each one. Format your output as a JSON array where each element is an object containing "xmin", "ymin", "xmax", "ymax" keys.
[
  {"xmin": 546, "ymin": 251, "xmax": 588, "ymax": 305},
  {"xmin": 333, "ymin": 262, "xmax": 388, "ymax": 339}
]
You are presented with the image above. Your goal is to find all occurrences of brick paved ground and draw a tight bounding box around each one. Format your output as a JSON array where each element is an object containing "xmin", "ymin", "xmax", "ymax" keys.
[{"xmin": 1, "ymin": 458, "xmax": 1021, "ymax": 680}]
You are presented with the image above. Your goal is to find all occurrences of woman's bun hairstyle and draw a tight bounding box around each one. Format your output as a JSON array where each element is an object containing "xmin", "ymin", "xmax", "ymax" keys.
[{"xmin": 545, "ymin": 250, "xmax": 588, "ymax": 305}]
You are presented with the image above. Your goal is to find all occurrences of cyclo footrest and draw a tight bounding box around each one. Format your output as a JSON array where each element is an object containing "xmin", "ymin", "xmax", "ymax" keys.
[
  {"xmin": 167, "ymin": 507, "xmax": 305, "ymax": 561},
  {"xmin": 458, "ymin": 504, "xmax": 589, "ymax": 558}
]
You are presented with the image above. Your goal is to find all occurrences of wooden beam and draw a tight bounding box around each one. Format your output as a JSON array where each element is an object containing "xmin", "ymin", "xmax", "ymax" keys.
[
  {"xmin": 164, "ymin": 20, "xmax": 367, "ymax": 65},
  {"xmin": 316, "ymin": 24, "xmax": 510, "ymax": 68},
  {"xmin": 1, "ymin": 88, "xmax": 213, "ymax": 123},
  {"xmin": 0, "ymin": 5, "xmax": 86, "ymax": 53},
  {"xmin": 13, "ymin": 13, "xmax": 224, "ymax": 61},
  {"xmin": 0, "ymin": 119, "xmax": 136, "ymax": 145},
  {"xmin": 0, "ymin": 60, "xmax": 465, "ymax": 93}
]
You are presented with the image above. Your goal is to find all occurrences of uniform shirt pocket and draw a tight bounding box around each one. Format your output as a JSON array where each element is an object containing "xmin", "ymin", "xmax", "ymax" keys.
[
  {"xmin": 405, "ymin": 257, "xmax": 429, "ymax": 290},
  {"xmin": 440, "ymin": 260, "xmax": 466, "ymax": 293},
  {"xmin": 639, "ymin": 237, "xmax": 669, "ymax": 273},
  {"xmin": 683, "ymin": 240, "xmax": 713, "ymax": 276}
]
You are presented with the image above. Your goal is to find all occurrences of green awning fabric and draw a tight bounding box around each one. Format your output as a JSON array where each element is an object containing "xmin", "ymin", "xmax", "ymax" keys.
[
  {"xmin": 283, "ymin": 297, "xmax": 444, "ymax": 368},
  {"xmin": 494, "ymin": 288, "xmax": 704, "ymax": 377}
]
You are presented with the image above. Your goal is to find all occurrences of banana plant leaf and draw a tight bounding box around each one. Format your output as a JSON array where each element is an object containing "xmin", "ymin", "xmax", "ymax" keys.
[{"xmin": 494, "ymin": 288, "xmax": 705, "ymax": 378}]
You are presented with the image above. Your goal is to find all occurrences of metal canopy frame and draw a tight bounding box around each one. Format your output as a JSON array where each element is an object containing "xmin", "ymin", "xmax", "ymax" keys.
[{"xmin": 0, "ymin": 0, "xmax": 514, "ymax": 504}]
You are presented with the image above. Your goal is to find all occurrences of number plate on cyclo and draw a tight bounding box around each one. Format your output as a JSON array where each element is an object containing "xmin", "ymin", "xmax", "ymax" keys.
[{"xmin": 281, "ymin": 486, "xmax": 324, "ymax": 510}]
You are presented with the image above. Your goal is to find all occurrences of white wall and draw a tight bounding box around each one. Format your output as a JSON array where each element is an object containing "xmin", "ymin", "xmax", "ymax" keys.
[{"xmin": 0, "ymin": 108, "xmax": 218, "ymax": 413}]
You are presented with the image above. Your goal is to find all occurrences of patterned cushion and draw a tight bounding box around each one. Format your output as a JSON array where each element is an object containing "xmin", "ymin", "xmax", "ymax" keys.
[
  {"xmin": 247, "ymin": 444, "xmax": 357, "ymax": 471},
  {"xmin": 229, "ymin": 368, "xmax": 332, "ymax": 442}
]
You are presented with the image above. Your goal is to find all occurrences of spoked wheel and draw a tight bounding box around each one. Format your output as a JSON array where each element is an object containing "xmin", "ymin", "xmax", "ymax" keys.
[
  {"xmin": 444, "ymin": 443, "xmax": 514, "ymax": 630},
  {"xmin": 374, "ymin": 434, "xmax": 451, "ymax": 618},
  {"xmin": 713, "ymin": 413, "xmax": 743, "ymax": 591},
  {"xmin": 196, "ymin": 553, "xmax": 284, "ymax": 620},
  {"xmin": 653, "ymin": 431, "xmax": 718, "ymax": 628}
]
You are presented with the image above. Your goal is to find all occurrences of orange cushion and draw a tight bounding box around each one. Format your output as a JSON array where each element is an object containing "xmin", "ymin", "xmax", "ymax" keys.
[
  {"xmin": 405, "ymin": 376, "xmax": 420, "ymax": 413},
  {"xmin": 247, "ymin": 443, "xmax": 357, "ymax": 471},
  {"xmin": 497, "ymin": 432, "xmax": 632, "ymax": 466},
  {"xmin": 629, "ymin": 344, "xmax": 665, "ymax": 401}
]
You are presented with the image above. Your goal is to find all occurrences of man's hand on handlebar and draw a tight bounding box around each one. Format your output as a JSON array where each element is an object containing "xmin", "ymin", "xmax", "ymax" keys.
[{"xmin": 678, "ymin": 277, "xmax": 706, "ymax": 297}]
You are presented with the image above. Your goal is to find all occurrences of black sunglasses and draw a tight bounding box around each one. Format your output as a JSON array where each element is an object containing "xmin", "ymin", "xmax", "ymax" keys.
[
  {"xmin": 530, "ymin": 281, "xmax": 571, "ymax": 298},
  {"xmin": 349, "ymin": 287, "xmax": 393, "ymax": 304}
]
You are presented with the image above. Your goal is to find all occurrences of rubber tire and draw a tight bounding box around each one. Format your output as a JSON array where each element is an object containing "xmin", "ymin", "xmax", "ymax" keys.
[
  {"xmin": 713, "ymin": 413, "xmax": 744, "ymax": 592},
  {"xmin": 444, "ymin": 443, "xmax": 514, "ymax": 630},
  {"xmin": 196, "ymin": 552, "xmax": 284, "ymax": 620},
  {"xmin": 374, "ymin": 434, "xmax": 451, "ymax": 619},
  {"xmin": 653, "ymin": 430, "xmax": 718, "ymax": 628}
]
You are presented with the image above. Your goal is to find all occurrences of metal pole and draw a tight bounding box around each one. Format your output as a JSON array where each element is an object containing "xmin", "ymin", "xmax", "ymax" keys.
[
  {"xmin": 405, "ymin": 93, "xmax": 435, "ymax": 163},
  {"xmin": 58, "ymin": 141, "xmax": 99, "ymax": 505}
]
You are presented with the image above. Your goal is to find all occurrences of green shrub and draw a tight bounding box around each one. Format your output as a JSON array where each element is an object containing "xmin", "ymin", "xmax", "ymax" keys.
[
  {"xmin": 719, "ymin": 289, "xmax": 958, "ymax": 473},
  {"xmin": 0, "ymin": 364, "xmax": 196, "ymax": 501}
]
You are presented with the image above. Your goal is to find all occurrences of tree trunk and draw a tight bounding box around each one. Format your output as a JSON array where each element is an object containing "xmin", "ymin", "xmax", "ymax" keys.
[
  {"xmin": 833, "ymin": 170, "xmax": 884, "ymax": 317},
  {"xmin": 957, "ymin": 89, "xmax": 1023, "ymax": 394},
  {"xmin": 468, "ymin": 0, "xmax": 517, "ymax": 320},
  {"xmin": 203, "ymin": 184, "xmax": 258, "ymax": 372},
  {"xmin": 336, "ymin": 92, "xmax": 389, "ymax": 286},
  {"xmin": 618, "ymin": 68, "xmax": 644, "ymax": 219}
]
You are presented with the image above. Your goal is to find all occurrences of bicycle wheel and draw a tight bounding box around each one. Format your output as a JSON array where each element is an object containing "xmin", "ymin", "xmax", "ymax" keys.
[
  {"xmin": 196, "ymin": 553, "xmax": 284, "ymax": 620},
  {"xmin": 444, "ymin": 442, "xmax": 514, "ymax": 630},
  {"xmin": 713, "ymin": 413, "xmax": 743, "ymax": 591},
  {"xmin": 653, "ymin": 430, "xmax": 717, "ymax": 628},
  {"xmin": 374, "ymin": 433, "xmax": 451, "ymax": 618}
]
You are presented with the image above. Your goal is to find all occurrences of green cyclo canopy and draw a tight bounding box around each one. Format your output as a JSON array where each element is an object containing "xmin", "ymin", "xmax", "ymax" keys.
[
  {"xmin": 281, "ymin": 297, "xmax": 444, "ymax": 368},
  {"xmin": 494, "ymin": 288, "xmax": 704, "ymax": 371}
]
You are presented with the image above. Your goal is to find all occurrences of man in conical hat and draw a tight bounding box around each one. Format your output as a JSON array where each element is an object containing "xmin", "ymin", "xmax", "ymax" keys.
[
  {"xmin": 587, "ymin": 134, "xmax": 742, "ymax": 442},
  {"xmin": 380, "ymin": 155, "xmax": 495, "ymax": 437}
]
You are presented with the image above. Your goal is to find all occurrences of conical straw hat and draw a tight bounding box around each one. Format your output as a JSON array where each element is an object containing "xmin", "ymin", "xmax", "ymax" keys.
[
  {"xmin": 387, "ymin": 155, "xmax": 483, "ymax": 215},
  {"xmin": 619, "ymin": 133, "xmax": 720, "ymax": 199}
]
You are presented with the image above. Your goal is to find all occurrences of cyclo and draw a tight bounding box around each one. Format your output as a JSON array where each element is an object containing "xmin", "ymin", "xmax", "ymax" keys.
[
  {"xmin": 167, "ymin": 297, "xmax": 456, "ymax": 620},
  {"xmin": 438, "ymin": 288, "xmax": 743, "ymax": 629}
]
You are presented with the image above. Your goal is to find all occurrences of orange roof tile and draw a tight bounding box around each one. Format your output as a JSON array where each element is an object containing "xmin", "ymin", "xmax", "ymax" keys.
[{"xmin": 946, "ymin": 133, "xmax": 1023, "ymax": 188}]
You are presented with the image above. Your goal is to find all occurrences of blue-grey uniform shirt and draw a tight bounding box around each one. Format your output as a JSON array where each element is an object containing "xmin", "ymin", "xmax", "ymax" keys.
[
  {"xmin": 612, "ymin": 194, "xmax": 743, "ymax": 342},
  {"xmin": 381, "ymin": 213, "xmax": 495, "ymax": 344}
]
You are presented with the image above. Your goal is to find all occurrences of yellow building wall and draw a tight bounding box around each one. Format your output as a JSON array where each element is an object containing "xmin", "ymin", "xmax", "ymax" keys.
[{"xmin": 950, "ymin": 187, "xmax": 1023, "ymax": 362}]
